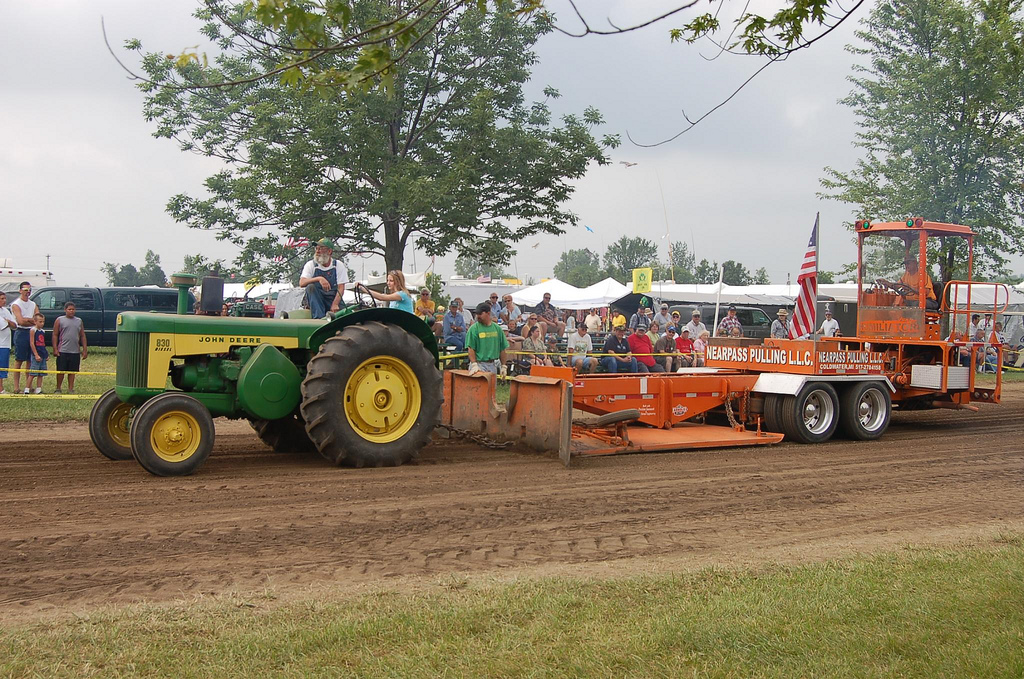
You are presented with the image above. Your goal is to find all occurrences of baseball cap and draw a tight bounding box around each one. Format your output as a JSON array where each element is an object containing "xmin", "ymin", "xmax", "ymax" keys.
[
  {"xmin": 691, "ymin": 309, "xmax": 701, "ymax": 316},
  {"xmin": 316, "ymin": 238, "xmax": 335, "ymax": 249},
  {"xmin": 728, "ymin": 304, "xmax": 737, "ymax": 311},
  {"xmin": 660, "ymin": 303, "xmax": 669, "ymax": 310},
  {"xmin": 475, "ymin": 301, "xmax": 493, "ymax": 315},
  {"xmin": 666, "ymin": 325, "xmax": 677, "ymax": 333}
]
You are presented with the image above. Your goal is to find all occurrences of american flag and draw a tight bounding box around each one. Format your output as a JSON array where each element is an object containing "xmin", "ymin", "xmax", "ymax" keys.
[
  {"xmin": 790, "ymin": 214, "xmax": 818, "ymax": 339},
  {"xmin": 285, "ymin": 236, "xmax": 310, "ymax": 249}
]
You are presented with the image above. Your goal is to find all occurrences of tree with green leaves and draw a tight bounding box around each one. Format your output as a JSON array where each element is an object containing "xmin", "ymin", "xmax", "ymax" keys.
[
  {"xmin": 553, "ymin": 248, "xmax": 603, "ymax": 287},
  {"xmin": 102, "ymin": 250, "xmax": 168, "ymax": 287},
  {"xmin": 181, "ymin": 253, "xmax": 231, "ymax": 277},
  {"xmin": 821, "ymin": 0, "xmax": 1024, "ymax": 284},
  {"xmin": 159, "ymin": 1, "xmax": 862, "ymax": 98},
  {"xmin": 136, "ymin": 2, "xmax": 616, "ymax": 278},
  {"xmin": 693, "ymin": 258, "xmax": 720, "ymax": 284},
  {"xmin": 603, "ymin": 236, "xmax": 657, "ymax": 283},
  {"xmin": 753, "ymin": 267, "xmax": 771, "ymax": 285},
  {"xmin": 720, "ymin": 260, "xmax": 751, "ymax": 286},
  {"xmin": 454, "ymin": 254, "xmax": 511, "ymax": 281},
  {"xmin": 423, "ymin": 271, "xmax": 450, "ymax": 308},
  {"xmin": 666, "ymin": 241, "xmax": 696, "ymax": 283}
]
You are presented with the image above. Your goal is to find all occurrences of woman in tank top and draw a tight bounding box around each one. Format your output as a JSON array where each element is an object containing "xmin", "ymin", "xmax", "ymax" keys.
[{"xmin": 365, "ymin": 270, "xmax": 414, "ymax": 313}]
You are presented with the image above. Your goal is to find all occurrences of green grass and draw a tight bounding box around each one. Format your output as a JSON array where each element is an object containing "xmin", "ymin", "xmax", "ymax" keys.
[
  {"xmin": 3, "ymin": 539, "xmax": 1022, "ymax": 678},
  {"xmin": 0, "ymin": 348, "xmax": 115, "ymax": 422}
]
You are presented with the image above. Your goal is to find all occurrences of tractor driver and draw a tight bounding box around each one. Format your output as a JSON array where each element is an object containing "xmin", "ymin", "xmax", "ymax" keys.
[
  {"xmin": 878, "ymin": 255, "xmax": 938, "ymax": 310},
  {"xmin": 299, "ymin": 238, "xmax": 349, "ymax": 318}
]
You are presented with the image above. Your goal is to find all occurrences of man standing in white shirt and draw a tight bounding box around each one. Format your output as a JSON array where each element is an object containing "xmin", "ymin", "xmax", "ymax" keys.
[
  {"xmin": 584, "ymin": 308, "xmax": 602, "ymax": 333},
  {"xmin": 978, "ymin": 313, "xmax": 994, "ymax": 337},
  {"xmin": 683, "ymin": 309, "xmax": 707, "ymax": 339},
  {"xmin": 967, "ymin": 314, "xmax": 981, "ymax": 341},
  {"xmin": 0, "ymin": 291, "xmax": 17, "ymax": 394},
  {"xmin": 10, "ymin": 282, "xmax": 38, "ymax": 394},
  {"xmin": 817, "ymin": 309, "xmax": 840, "ymax": 337},
  {"xmin": 298, "ymin": 239, "xmax": 349, "ymax": 318},
  {"xmin": 566, "ymin": 324, "xmax": 597, "ymax": 373}
]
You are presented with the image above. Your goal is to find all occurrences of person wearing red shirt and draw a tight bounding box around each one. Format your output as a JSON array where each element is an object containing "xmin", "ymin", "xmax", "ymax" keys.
[
  {"xmin": 627, "ymin": 328, "xmax": 663, "ymax": 372},
  {"xmin": 675, "ymin": 328, "xmax": 696, "ymax": 366}
]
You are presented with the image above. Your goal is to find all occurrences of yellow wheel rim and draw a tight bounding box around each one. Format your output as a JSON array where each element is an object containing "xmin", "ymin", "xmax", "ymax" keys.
[
  {"xmin": 150, "ymin": 410, "xmax": 203, "ymax": 462},
  {"xmin": 344, "ymin": 356, "xmax": 422, "ymax": 444},
  {"xmin": 106, "ymin": 402, "xmax": 133, "ymax": 448}
]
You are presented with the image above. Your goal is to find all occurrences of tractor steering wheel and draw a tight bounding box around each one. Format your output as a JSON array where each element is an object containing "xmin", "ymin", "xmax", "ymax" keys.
[
  {"xmin": 352, "ymin": 283, "xmax": 378, "ymax": 309},
  {"xmin": 875, "ymin": 278, "xmax": 914, "ymax": 297}
]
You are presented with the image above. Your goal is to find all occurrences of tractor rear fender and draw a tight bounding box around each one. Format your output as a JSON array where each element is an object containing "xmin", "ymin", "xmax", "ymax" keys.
[
  {"xmin": 307, "ymin": 308, "xmax": 439, "ymax": 366},
  {"xmin": 752, "ymin": 373, "xmax": 895, "ymax": 395}
]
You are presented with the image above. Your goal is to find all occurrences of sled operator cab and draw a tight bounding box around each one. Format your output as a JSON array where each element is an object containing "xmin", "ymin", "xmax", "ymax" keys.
[{"xmin": 854, "ymin": 217, "xmax": 974, "ymax": 341}]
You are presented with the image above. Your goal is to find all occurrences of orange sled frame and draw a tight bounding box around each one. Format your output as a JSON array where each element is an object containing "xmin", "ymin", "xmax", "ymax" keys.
[{"xmin": 440, "ymin": 368, "xmax": 783, "ymax": 467}]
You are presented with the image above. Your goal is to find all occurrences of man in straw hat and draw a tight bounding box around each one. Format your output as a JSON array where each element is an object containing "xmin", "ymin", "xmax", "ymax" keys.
[{"xmin": 771, "ymin": 308, "xmax": 791, "ymax": 339}]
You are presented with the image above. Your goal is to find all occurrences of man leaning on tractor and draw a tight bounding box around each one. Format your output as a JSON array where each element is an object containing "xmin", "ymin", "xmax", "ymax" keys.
[{"xmin": 299, "ymin": 239, "xmax": 350, "ymax": 319}]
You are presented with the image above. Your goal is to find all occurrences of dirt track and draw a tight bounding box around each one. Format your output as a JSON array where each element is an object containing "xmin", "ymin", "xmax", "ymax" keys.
[{"xmin": 2, "ymin": 386, "xmax": 1022, "ymax": 621}]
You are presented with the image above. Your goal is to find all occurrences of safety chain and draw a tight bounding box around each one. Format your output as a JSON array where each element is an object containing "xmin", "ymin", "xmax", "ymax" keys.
[
  {"xmin": 723, "ymin": 393, "xmax": 740, "ymax": 429},
  {"xmin": 436, "ymin": 424, "xmax": 514, "ymax": 449}
]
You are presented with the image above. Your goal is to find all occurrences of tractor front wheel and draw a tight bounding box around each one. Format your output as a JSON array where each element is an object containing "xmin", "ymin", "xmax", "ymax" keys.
[
  {"xmin": 301, "ymin": 321, "xmax": 442, "ymax": 468},
  {"xmin": 250, "ymin": 414, "xmax": 315, "ymax": 453},
  {"xmin": 88, "ymin": 389, "xmax": 134, "ymax": 461},
  {"xmin": 780, "ymin": 383, "xmax": 839, "ymax": 444},
  {"xmin": 130, "ymin": 393, "xmax": 216, "ymax": 476}
]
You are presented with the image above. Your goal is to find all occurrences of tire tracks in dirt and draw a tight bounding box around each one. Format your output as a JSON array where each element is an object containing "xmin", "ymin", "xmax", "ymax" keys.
[{"xmin": 1, "ymin": 389, "xmax": 1021, "ymax": 620}]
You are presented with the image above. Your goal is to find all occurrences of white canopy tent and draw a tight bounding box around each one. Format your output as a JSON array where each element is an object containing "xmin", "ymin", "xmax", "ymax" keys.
[
  {"xmin": 511, "ymin": 279, "xmax": 582, "ymax": 307},
  {"xmin": 566, "ymin": 277, "xmax": 631, "ymax": 309}
]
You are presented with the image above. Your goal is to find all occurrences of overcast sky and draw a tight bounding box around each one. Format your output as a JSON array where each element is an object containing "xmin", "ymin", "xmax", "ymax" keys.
[{"xmin": 4, "ymin": 0, "xmax": 1011, "ymax": 287}]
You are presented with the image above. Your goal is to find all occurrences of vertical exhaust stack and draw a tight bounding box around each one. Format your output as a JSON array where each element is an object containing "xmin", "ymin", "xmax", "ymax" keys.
[{"xmin": 170, "ymin": 273, "xmax": 198, "ymax": 315}]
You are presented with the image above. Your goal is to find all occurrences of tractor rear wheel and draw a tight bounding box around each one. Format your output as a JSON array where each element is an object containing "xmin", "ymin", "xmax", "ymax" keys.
[
  {"xmin": 301, "ymin": 321, "xmax": 442, "ymax": 468},
  {"xmin": 250, "ymin": 414, "xmax": 315, "ymax": 453},
  {"xmin": 88, "ymin": 389, "xmax": 134, "ymax": 461},
  {"xmin": 130, "ymin": 393, "xmax": 216, "ymax": 476},
  {"xmin": 838, "ymin": 382, "xmax": 891, "ymax": 440},
  {"xmin": 780, "ymin": 383, "xmax": 839, "ymax": 444}
]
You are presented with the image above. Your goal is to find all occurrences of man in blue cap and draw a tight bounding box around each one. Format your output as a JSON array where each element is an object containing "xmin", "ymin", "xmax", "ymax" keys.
[{"xmin": 299, "ymin": 238, "xmax": 349, "ymax": 318}]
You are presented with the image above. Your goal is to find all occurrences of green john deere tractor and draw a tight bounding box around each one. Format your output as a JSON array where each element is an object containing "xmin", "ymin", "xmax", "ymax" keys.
[{"xmin": 88, "ymin": 274, "xmax": 442, "ymax": 476}]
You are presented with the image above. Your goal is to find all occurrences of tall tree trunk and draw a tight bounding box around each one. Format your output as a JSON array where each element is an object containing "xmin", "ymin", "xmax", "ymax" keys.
[{"xmin": 383, "ymin": 214, "xmax": 403, "ymax": 272}]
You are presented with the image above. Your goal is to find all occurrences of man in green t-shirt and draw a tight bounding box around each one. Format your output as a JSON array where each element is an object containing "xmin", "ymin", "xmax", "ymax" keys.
[{"xmin": 467, "ymin": 301, "xmax": 509, "ymax": 375}]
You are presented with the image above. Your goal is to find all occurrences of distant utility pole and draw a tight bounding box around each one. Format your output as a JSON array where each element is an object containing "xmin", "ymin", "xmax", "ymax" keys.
[{"xmin": 46, "ymin": 254, "xmax": 51, "ymax": 273}]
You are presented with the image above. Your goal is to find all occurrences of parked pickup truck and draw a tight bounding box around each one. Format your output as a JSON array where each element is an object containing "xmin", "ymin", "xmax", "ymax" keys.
[{"xmin": 30, "ymin": 287, "xmax": 195, "ymax": 347}]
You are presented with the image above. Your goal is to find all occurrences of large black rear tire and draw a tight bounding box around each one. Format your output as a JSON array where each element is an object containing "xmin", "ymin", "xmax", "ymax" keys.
[
  {"xmin": 761, "ymin": 393, "xmax": 785, "ymax": 433},
  {"xmin": 249, "ymin": 414, "xmax": 315, "ymax": 453},
  {"xmin": 89, "ymin": 389, "xmax": 135, "ymax": 461},
  {"xmin": 300, "ymin": 321, "xmax": 442, "ymax": 468},
  {"xmin": 780, "ymin": 382, "xmax": 839, "ymax": 444},
  {"xmin": 838, "ymin": 382, "xmax": 891, "ymax": 440}
]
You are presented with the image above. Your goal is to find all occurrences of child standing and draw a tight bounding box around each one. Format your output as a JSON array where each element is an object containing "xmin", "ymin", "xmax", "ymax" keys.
[{"xmin": 27, "ymin": 312, "xmax": 48, "ymax": 394}]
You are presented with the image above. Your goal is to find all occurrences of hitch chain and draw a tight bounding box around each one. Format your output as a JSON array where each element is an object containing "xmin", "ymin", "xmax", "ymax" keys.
[
  {"xmin": 436, "ymin": 424, "xmax": 514, "ymax": 450},
  {"xmin": 724, "ymin": 393, "xmax": 740, "ymax": 429}
]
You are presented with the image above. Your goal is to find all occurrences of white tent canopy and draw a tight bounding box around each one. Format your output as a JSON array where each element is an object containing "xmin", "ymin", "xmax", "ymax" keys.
[
  {"xmin": 566, "ymin": 277, "xmax": 631, "ymax": 309},
  {"xmin": 511, "ymin": 279, "xmax": 582, "ymax": 307}
]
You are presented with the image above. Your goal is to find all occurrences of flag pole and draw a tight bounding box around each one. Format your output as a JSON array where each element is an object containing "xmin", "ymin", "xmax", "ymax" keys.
[{"xmin": 813, "ymin": 211, "xmax": 820, "ymax": 339}]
